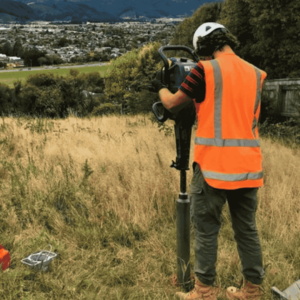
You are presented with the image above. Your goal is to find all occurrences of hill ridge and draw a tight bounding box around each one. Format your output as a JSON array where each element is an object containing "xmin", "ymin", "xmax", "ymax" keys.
[{"xmin": 2, "ymin": 0, "xmax": 222, "ymax": 22}]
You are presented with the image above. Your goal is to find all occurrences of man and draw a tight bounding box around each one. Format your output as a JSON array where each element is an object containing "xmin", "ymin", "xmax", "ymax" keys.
[{"xmin": 153, "ymin": 23, "xmax": 266, "ymax": 300}]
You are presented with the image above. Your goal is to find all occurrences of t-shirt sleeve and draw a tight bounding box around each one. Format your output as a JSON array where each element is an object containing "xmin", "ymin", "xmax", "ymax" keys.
[{"xmin": 179, "ymin": 61, "xmax": 206, "ymax": 103}]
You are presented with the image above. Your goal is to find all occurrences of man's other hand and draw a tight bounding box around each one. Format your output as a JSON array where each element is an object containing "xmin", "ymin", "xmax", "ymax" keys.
[{"xmin": 151, "ymin": 79, "xmax": 167, "ymax": 92}]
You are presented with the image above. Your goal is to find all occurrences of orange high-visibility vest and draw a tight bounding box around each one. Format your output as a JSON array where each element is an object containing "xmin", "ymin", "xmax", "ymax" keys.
[{"xmin": 194, "ymin": 52, "xmax": 267, "ymax": 190}]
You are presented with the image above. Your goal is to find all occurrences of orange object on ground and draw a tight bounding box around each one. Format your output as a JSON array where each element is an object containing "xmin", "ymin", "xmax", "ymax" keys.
[{"xmin": 0, "ymin": 244, "xmax": 11, "ymax": 271}]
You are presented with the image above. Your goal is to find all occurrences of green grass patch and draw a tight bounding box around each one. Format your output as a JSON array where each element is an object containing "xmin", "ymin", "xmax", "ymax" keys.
[{"xmin": 0, "ymin": 65, "xmax": 111, "ymax": 88}]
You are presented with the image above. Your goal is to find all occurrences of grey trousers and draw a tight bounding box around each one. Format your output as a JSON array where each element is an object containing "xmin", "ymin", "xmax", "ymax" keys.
[{"xmin": 189, "ymin": 162, "xmax": 265, "ymax": 285}]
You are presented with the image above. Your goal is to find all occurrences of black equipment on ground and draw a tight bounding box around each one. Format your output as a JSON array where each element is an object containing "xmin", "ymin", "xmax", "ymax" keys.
[{"xmin": 152, "ymin": 46, "xmax": 199, "ymax": 292}]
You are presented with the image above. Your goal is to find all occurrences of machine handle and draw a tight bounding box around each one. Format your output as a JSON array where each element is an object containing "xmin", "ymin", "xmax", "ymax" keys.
[
  {"xmin": 158, "ymin": 46, "xmax": 199, "ymax": 86},
  {"xmin": 152, "ymin": 102, "xmax": 171, "ymax": 122}
]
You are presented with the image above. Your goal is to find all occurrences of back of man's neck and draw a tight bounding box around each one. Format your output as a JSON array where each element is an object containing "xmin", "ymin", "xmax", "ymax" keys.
[{"xmin": 214, "ymin": 45, "xmax": 235, "ymax": 58}]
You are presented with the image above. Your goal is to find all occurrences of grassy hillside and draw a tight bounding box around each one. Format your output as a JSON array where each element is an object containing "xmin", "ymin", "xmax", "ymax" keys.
[
  {"xmin": 0, "ymin": 114, "xmax": 299, "ymax": 299},
  {"xmin": 0, "ymin": 65, "xmax": 111, "ymax": 88}
]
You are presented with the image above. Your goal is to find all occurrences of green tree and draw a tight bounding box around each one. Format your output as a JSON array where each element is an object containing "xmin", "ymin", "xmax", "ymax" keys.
[
  {"xmin": 245, "ymin": 0, "xmax": 300, "ymax": 78},
  {"xmin": 23, "ymin": 48, "xmax": 46, "ymax": 67},
  {"xmin": 169, "ymin": 2, "xmax": 224, "ymax": 58},
  {"xmin": 37, "ymin": 56, "xmax": 48, "ymax": 66},
  {"xmin": 57, "ymin": 37, "xmax": 70, "ymax": 47},
  {"xmin": 46, "ymin": 54, "xmax": 63, "ymax": 65},
  {"xmin": 1, "ymin": 41, "xmax": 13, "ymax": 56},
  {"xmin": 219, "ymin": 0, "xmax": 300, "ymax": 79},
  {"xmin": 13, "ymin": 39, "xmax": 23, "ymax": 57},
  {"xmin": 219, "ymin": 0, "xmax": 254, "ymax": 63}
]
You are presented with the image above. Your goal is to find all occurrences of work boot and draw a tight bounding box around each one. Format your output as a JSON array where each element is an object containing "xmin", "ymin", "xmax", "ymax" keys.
[
  {"xmin": 176, "ymin": 277, "xmax": 224, "ymax": 300},
  {"xmin": 225, "ymin": 278, "xmax": 264, "ymax": 300}
]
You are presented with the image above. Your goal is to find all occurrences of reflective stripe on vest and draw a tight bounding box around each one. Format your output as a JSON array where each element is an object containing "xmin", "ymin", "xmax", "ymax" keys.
[
  {"xmin": 195, "ymin": 60, "xmax": 261, "ymax": 148},
  {"xmin": 252, "ymin": 67, "xmax": 262, "ymax": 139},
  {"xmin": 201, "ymin": 170, "xmax": 263, "ymax": 182}
]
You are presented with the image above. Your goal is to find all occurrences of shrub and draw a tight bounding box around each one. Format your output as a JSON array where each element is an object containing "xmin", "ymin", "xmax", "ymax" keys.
[
  {"xmin": 0, "ymin": 83, "xmax": 13, "ymax": 115},
  {"xmin": 82, "ymin": 72, "xmax": 105, "ymax": 90},
  {"xmin": 33, "ymin": 87, "xmax": 63, "ymax": 118},
  {"xmin": 69, "ymin": 69, "xmax": 79, "ymax": 77},
  {"xmin": 92, "ymin": 87, "xmax": 104, "ymax": 93},
  {"xmin": 91, "ymin": 103, "xmax": 120, "ymax": 116},
  {"xmin": 12, "ymin": 72, "xmax": 105, "ymax": 118},
  {"xmin": 26, "ymin": 73, "xmax": 57, "ymax": 87},
  {"xmin": 104, "ymin": 42, "xmax": 162, "ymax": 114},
  {"xmin": 17, "ymin": 84, "xmax": 42, "ymax": 115}
]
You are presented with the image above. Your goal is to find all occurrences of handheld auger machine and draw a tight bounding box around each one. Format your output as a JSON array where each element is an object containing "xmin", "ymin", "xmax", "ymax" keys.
[{"xmin": 152, "ymin": 45, "xmax": 199, "ymax": 292}]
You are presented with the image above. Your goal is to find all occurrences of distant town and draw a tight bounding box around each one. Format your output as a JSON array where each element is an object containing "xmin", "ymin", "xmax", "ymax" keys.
[{"xmin": 0, "ymin": 18, "xmax": 183, "ymax": 69}]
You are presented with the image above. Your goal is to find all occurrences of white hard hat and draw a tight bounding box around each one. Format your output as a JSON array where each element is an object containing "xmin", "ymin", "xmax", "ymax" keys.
[{"xmin": 193, "ymin": 22, "xmax": 225, "ymax": 51}]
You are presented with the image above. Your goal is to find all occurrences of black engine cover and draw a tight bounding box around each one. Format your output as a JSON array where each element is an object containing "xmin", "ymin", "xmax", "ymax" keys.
[{"xmin": 157, "ymin": 57, "xmax": 198, "ymax": 93}]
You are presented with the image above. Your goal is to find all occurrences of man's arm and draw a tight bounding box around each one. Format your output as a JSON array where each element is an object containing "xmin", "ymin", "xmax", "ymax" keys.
[
  {"xmin": 158, "ymin": 61, "xmax": 206, "ymax": 114},
  {"xmin": 158, "ymin": 88, "xmax": 193, "ymax": 115}
]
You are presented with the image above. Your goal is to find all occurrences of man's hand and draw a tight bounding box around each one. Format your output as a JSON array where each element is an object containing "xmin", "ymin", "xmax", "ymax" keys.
[{"xmin": 151, "ymin": 79, "xmax": 167, "ymax": 92}]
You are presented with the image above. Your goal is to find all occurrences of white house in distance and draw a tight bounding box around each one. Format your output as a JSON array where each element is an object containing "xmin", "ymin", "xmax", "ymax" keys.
[
  {"xmin": 0, "ymin": 54, "xmax": 24, "ymax": 66},
  {"xmin": 9, "ymin": 56, "xmax": 22, "ymax": 62},
  {"xmin": 9, "ymin": 56, "xmax": 24, "ymax": 67}
]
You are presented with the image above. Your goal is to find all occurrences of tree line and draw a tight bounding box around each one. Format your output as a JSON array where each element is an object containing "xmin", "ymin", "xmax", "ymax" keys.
[{"xmin": 170, "ymin": 0, "xmax": 300, "ymax": 80}]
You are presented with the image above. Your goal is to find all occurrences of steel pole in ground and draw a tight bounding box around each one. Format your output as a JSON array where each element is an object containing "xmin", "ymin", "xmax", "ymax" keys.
[{"xmin": 176, "ymin": 169, "xmax": 191, "ymax": 291}]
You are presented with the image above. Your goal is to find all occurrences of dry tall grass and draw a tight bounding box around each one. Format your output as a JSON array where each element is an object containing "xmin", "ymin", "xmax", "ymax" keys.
[{"xmin": 0, "ymin": 114, "xmax": 299, "ymax": 299}]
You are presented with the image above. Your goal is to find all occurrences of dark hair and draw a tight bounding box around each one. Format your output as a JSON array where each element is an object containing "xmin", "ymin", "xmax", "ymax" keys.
[{"xmin": 195, "ymin": 28, "xmax": 240, "ymax": 57}]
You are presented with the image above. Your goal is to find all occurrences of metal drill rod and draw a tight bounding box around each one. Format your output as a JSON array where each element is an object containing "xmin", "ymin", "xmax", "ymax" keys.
[
  {"xmin": 180, "ymin": 170, "xmax": 187, "ymax": 193},
  {"xmin": 177, "ymin": 169, "xmax": 191, "ymax": 291}
]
